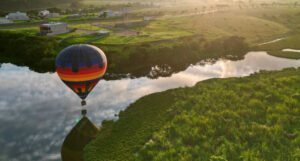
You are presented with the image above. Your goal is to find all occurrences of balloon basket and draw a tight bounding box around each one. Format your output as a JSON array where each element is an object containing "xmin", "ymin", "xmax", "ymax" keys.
[
  {"xmin": 81, "ymin": 100, "xmax": 87, "ymax": 106},
  {"xmin": 81, "ymin": 109, "xmax": 87, "ymax": 117}
]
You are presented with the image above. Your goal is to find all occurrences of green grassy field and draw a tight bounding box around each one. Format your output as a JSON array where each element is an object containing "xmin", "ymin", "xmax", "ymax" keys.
[
  {"xmin": 237, "ymin": 7, "xmax": 300, "ymax": 31},
  {"xmin": 257, "ymin": 35, "xmax": 300, "ymax": 59},
  {"xmin": 93, "ymin": 20, "xmax": 193, "ymax": 44},
  {"xmin": 84, "ymin": 68, "xmax": 300, "ymax": 161},
  {"xmin": 237, "ymin": 7, "xmax": 300, "ymax": 59},
  {"xmin": 0, "ymin": 27, "xmax": 39, "ymax": 36},
  {"xmin": 1, "ymin": 6, "xmax": 300, "ymax": 73},
  {"xmin": 58, "ymin": 10, "xmax": 290, "ymax": 45},
  {"xmin": 0, "ymin": 6, "xmax": 292, "ymax": 45},
  {"xmin": 176, "ymin": 12, "xmax": 288, "ymax": 44},
  {"xmin": 80, "ymin": 10, "xmax": 290, "ymax": 45}
]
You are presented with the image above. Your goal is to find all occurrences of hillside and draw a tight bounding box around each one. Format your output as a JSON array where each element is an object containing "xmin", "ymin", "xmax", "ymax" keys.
[
  {"xmin": 84, "ymin": 68, "xmax": 300, "ymax": 161},
  {"xmin": 0, "ymin": 0, "xmax": 79, "ymax": 11}
]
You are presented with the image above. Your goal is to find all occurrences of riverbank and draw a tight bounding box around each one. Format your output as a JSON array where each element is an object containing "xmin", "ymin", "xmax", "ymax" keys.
[
  {"xmin": 1, "ymin": 52, "xmax": 300, "ymax": 161},
  {"xmin": 244, "ymin": 7, "xmax": 300, "ymax": 59},
  {"xmin": 0, "ymin": 7, "xmax": 293, "ymax": 77},
  {"xmin": 257, "ymin": 34, "xmax": 300, "ymax": 59},
  {"xmin": 84, "ymin": 67, "xmax": 300, "ymax": 161},
  {"xmin": 0, "ymin": 31, "xmax": 249, "ymax": 78}
]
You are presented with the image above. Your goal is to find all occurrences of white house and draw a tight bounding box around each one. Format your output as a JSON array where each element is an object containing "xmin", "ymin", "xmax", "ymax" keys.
[
  {"xmin": 6, "ymin": 11, "xmax": 30, "ymax": 21},
  {"xmin": 40, "ymin": 22, "xmax": 69, "ymax": 36},
  {"xmin": 38, "ymin": 10, "xmax": 50, "ymax": 17},
  {"xmin": 0, "ymin": 18, "xmax": 13, "ymax": 24}
]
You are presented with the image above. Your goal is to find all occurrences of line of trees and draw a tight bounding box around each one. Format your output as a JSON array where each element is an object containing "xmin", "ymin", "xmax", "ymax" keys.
[
  {"xmin": 0, "ymin": 31, "xmax": 59, "ymax": 72},
  {"xmin": 0, "ymin": 31, "xmax": 249, "ymax": 76}
]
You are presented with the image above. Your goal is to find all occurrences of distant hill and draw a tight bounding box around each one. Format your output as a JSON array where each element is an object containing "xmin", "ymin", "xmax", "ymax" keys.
[{"xmin": 0, "ymin": 0, "xmax": 80, "ymax": 11}]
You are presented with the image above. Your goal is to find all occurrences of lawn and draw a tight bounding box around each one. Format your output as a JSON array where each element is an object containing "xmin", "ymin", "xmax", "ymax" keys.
[
  {"xmin": 176, "ymin": 12, "xmax": 289, "ymax": 44},
  {"xmin": 92, "ymin": 10, "xmax": 289, "ymax": 45},
  {"xmin": 0, "ymin": 7, "xmax": 291, "ymax": 45},
  {"xmin": 237, "ymin": 7, "xmax": 300, "ymax": 31},
  {"xmin": 69, "ymin": 23, "xmax": 104, "ymax": 31},
  {"xmin": 257, "ymin": 34, "xmax": 300, "ymax": 59},
  {"xmin": 63, "ymin": 34, "xmax": 107, "ymax": 44},
  {"xmin": 0, "ymin": 27, "xmax": 39, "ymax": 36},
  {"xmin": 89, "ymin": 9, "xmax": 290, "ymax": 45},
  {"xmin": 1, "ymin": 6, "xmax": 300, "ymax": 73},
  {"xmin": 93, "ymin": 20, "xmax": 193, "ymax": 44}
]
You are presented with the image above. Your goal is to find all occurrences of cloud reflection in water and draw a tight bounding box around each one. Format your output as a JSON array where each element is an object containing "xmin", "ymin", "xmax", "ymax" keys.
[{"xmin": 0, "ymin": 52, "xmax": 300, "ymax": 161}]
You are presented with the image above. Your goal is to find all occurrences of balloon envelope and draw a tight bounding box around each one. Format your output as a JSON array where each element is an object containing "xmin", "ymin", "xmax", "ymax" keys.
[
  {"xmin": 56, "ymin": 44, "xmax": 107, "ymax": 101},
  {"xmin": 61, "ymin": 116, "xmax": 99, "ymax": 161}
]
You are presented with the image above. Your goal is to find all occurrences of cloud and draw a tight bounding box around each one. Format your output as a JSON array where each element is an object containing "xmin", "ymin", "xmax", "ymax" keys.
[{"xmin": 0, "ymin": 51, "xmax": 300, "ymax": 161}]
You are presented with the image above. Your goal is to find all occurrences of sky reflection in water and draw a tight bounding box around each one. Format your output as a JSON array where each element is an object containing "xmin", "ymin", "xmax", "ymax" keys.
[{"xmin": 0, "ymin": 52, "xmax": 300, "ymax": 161}]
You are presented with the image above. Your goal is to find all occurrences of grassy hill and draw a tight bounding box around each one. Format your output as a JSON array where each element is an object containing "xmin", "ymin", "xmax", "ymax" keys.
[
  {"xmin": 84, "ymin": 68, "xmax": 300, "ymax": 161},
  {"xmin": 0, "ymin": 0, "xmax": 79, "ymax": 11},
  {"xmin": 248, "ymin": 7, "xmax": 300, "ymax": 59},
  {"xmin": 0, "ymin": 6, "xmax": 299, "ymax": 73},
  {"xmin": 175, "ymin": 12, "xmax": 288, "ymax": 44}
]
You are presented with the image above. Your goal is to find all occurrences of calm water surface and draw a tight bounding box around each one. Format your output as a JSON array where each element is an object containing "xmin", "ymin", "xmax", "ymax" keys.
[{"xmin": 1, "ymin": 52, "xmax": 300, "ymax": 161}]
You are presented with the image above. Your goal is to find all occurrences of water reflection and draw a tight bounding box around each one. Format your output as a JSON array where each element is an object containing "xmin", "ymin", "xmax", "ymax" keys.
[
  {"xmin": 282, "ymin": 48, "xmax": 300, "ymax": 53},
  {"xmin": 0, "ymin": 52, "xmax": 300, "ymax": 161}
]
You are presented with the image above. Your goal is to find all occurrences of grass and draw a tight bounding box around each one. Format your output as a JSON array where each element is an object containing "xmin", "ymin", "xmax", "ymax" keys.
[
  {"xmin": 55, "ymin": 31, "xmax": 84, "ymax": 39},
  {"xmin": 0, "ymin": 7, "xmax": 291, "ymax": 45},
  {"xmin": 237, "ymin": 7, "xmax": 300, "ymax": 30},
  {"xmin": 84, "ymin": 85, "xmax": 178, "ymax": 161},
  {"xmin": 84, "ymin": 68, "xmax": 300, "ymax": 161},
  {"xmin": 64, "ymin": 34, "xmax": 107, "ymax": 44},
  {"xmin": 69, "ymin": 23, "xmax": 104, "ymax": 31},
  {"xmin": 0, "ymin": 27, "xmax": 39, "ymax": 36},
  {"xmin": 81, "ymin": 0, "xmax": 127, "ymax": 6},
  {"xmin": 88, "ymin": 9, "xmax": 289, "ymax": 45},
  {"xmin": 177, "ymin": 12, "xmax": 289, "ymax": 44},
  {"xmin": 1, "ymin": 6, "xmax": 300, "ymax": 73},
  {"xmin": 91, "ymin": 19, "xmax": 194, "ymax": 44},
  {"xmin": 92, "ymin": 10, "xmax": 289, "ymax": 45},
  {"xmin": 257, "ymin": 34, "xmax": 300, "ymax": 59},
  {"xmin": 235, "ymin": 7, "xmax": 300, "ymax": 59},
  {"xmin": 270, "ymin": 51, "xmax": 300, "ymax": 59}
]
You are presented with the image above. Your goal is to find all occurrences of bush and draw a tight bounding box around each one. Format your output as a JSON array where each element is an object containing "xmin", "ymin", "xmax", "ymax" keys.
[{"xmin": 0, "ymin": 31, "xmax": 59, "ymax": 72}]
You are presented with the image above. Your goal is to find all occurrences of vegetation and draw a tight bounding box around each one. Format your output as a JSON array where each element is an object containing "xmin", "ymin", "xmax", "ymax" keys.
[
  {"xmin": 177, "ymin": 13, "xmax": 288, "ymax": 44},
  {"xmin": 85, "ymin": 68, "xmax": 300, "ymax": 161},
  {"xmin": 85, "ymin": 35, "xmax": 248, "ymax": 77},
  {"xmin": 0, "ymin": 31, "xmax": 58, "ymax": 72},
  {"xmin": 1, "ymin": 4, "xmax": 300, "ymax": 73},
  {"xmin": 1, "ymin": 1, "xmax": 300, "ymax": 161},
  {"xmin": 0, "ymin": 0, "xmax": 79, "ymax": 11},
  {"xmin": 239, "ymin": 7, "xmax": 300, "ymax": 59},
  {"xmin": 0, "ymin": 29, "xmax": 249, "ymax": 76},
  {"xmin": 257, "ymin": 35, "xmax": 300, "ymax": 59}
]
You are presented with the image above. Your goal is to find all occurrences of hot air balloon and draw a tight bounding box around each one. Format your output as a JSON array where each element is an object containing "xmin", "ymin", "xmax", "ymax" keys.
[
  {"xmin": 56, "ymin": 44, "xmax": 107, "ymax": 106},
  {"xmin": 61, "ymin": 115, "xmax": 99, "ymax": 161}
]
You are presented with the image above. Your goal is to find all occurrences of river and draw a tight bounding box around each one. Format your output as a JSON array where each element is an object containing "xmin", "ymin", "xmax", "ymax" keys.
[{"xmin": 0, "ymin": 51, "xmax": 300, "ymax": 161}]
